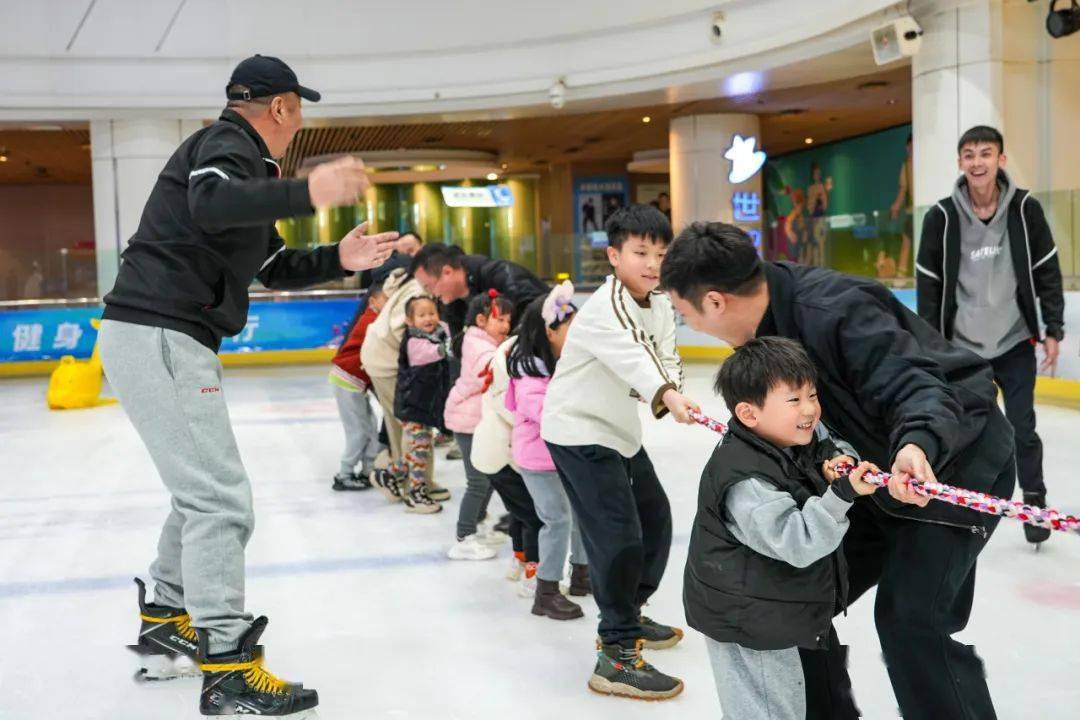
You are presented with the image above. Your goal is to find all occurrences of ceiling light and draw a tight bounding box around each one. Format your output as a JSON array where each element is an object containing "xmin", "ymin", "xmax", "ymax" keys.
[
  {"xmin": 804, "ymin": 137, "xmax": 814, "ymax": 145},
  {"xmin": 642, "ymin": 116, "xmax": 651, "ymax": 124},
  {"xmin": 887, "ymin": 99, "xmax": 897, "ymax": 105},
  {"xmin": 501, "ymin": 163, "xmax": 508, "ymax": 170},
  {"xmin": 486, "ymin": 172, "xmax": 498, "ymax": 181},
  {"xmin": 0, "ymin": 155, "xmax": 7, "ymax": 163}
]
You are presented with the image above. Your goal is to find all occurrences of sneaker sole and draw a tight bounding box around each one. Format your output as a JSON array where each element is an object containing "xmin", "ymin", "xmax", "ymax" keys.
[
  {"xmin": 404, "ymin": 504, "xmax": 442, "ymax": 514},
  {"xmin": 642, "ymin": 628, "xmax": 684, "ymax": 650},
  {"xmin": 530, "ymin": 606, "xmax": 584, "ymax": 620},
  {"xmin": 447, "ymin": 549, "xmax": 498, "ymax": 561},
  {"xmin": 587, "ymin": 675, "xmax": 684, "ymax": 701}
]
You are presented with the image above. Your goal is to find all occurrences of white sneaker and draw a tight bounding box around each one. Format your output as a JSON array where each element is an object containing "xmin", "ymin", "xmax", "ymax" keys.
[
  {"xmin": 447, "ymin": 534, "xmax": 498, "ymax": 561},
  {"xmin": 517, "ymin": 566, "xmax": 538, "ymax": 598},
  {"xmin": 506, "ymin": 556, "xmax": 525, "ymax": 581}
]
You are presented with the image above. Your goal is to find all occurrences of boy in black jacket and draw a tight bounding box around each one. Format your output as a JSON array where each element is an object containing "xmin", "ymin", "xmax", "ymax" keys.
[
  {"xmin": 662, "ymin": 221, "xmax": 1016, "ymax": 720},
  {"xmin": 917, "ymin": 125, "xmax": 1065, "ymax": 545},
  {"xmin": 686, "ymin": 337, "xmax": 880, "ymax": 719}
]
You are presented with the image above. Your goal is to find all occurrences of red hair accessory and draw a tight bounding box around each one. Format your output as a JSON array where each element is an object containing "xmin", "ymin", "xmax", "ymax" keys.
[{"xmin": 487, "ymin": 288, "xmax": 501, "ymax": 319}]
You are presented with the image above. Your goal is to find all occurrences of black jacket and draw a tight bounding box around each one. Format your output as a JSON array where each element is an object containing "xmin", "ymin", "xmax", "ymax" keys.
[
  {"xmin": 394, "ymin": 326, "xmax": 451, "ymax": 429},
  {"xmin": 443, "ymin": 255, "xmax": 550, "ymax": 339},
  {"xmin": 916, "ymin": 183, "xmax": 1065, "ymax": 342},
  {"xmin": 758, "ymin": 262, "xmax": 1014, "ymax": 531},
  {"xmin": 684, "ymin": 421, "xmax": 848, "ymax": 651},
  {"xmin": 103, "ymin": 110, "xmax": 347, "ymax": 351}
]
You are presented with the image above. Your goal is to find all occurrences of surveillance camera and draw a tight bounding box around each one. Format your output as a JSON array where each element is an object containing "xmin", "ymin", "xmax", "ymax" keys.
[
  {"xmin": 710, "ymin": 11, "xmax": 724, "ymax": 44},
  {"xmin": 549, "ymin": 80, "xmax": 566, "ymax": 110},
  {"xmin": 870, "ymin": 15, "xmax": 923, "ymax": 65}
]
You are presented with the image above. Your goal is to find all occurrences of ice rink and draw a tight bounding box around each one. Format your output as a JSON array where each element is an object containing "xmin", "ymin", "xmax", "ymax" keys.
[{"xmin": 2, "ymin": 362, "xmax": 1078, "ymax": 719}]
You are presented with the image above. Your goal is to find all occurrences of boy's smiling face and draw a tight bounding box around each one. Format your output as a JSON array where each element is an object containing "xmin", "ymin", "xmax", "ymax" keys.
[
  {"xmin": 735, "ymin": 380, "xmax": 821, "ymax": 448},
  {"xmin": 607, "ymin": 234, "xmax": 667, "ymax": 300}
]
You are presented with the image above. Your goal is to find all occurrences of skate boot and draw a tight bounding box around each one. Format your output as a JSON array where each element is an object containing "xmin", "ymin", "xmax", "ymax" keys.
[
  {"xmin": 370, "ymin": 468, "xmax": 405, "ymax": 503},
  {"xmin": 1023, "ymin": 491, "xmax": 1052, "ymax": 546},
  {"xmin": 588, "ymin": 639, "xmax": 684, "ymax": 701},
  {"xmin": 197, "ymin": 616, "xmax": 318, "ymax": 718},
  {"xmin": 402, "ymin": 484, "xmax": 442, "ymax": 514},
  {"xmin": 639, "ymin": 615, "xmax": 684, "ymax": 650},
  {"xmin": 568, "ymin": 563, "xmax": 592, "ymax": 597},
  {"xmin": 532, "ymin": 579, "xmax": 584, "ymax": 620},
  {"xmin": 128, "ymin": 577, "xmax": 202, "ymax": 681},
  {"xmin": 332, "ymin": 471, "xmax": 372, "ymax": 492}
]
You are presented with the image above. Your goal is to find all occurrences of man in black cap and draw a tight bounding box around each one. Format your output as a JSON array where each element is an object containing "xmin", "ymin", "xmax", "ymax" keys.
[{"xmin": 99, "ymin": 55, "xmax": 395, "ymax": 718}]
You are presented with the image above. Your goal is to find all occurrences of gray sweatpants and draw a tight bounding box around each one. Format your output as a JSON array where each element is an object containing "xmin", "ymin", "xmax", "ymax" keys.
[
  {"xmin": 332, "ymin": 383, "xmax": 381, "ymax": 476},
  {"xmin": 705, "ymin": 636, "xmax": 805, "ymax": 719},
  {"xmin": 99, "ymin": 319, "xmax": 254, "ymax": 654},
  {"xmin": 519, "ymin": 469, "xmax": 586, "ymax": 583}
]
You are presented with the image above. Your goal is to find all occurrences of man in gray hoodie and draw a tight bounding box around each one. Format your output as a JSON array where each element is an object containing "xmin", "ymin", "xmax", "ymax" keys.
[{"xmin": 916, "ymin": 125, "xmax": 1065, "ymax": 546}]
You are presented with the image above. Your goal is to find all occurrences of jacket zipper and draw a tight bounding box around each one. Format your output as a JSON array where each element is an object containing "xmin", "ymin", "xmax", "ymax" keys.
[
  {"xmin": 938, "ymin": 202, "xmax": 949, "ymax": 334},
  {"xmin": 871, "ymin": 494, "xmax": 987, "ymax": 538}
]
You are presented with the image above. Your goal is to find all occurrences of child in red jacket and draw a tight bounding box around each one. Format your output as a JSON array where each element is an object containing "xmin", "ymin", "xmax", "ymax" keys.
[{"xmin": 329, "ymin": 282, "xmax": 387, "ymax": 490}]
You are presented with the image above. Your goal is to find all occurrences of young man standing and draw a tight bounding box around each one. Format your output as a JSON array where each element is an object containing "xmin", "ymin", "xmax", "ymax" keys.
[
  {"xmin": 661, "ymin": 222, "xmax": 1015, "ymax": 719},
  {"xmin": 916, "ymin": 125, "xmax": 1065, "ymax": 546}
]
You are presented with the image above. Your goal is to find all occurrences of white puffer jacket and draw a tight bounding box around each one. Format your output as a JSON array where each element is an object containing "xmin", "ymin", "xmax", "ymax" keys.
[
  {"xmin": 360, "ymin": 269, "xmax": 426, "ymax": 380},
  {"xmin": 470, "ymin": 336, "xmax": 519, "ymax": 475}
]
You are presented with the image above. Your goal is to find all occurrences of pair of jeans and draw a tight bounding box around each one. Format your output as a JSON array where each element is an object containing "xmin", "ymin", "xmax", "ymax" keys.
[{"xmin": 453, "ymin": 433, "xmax": 494, "ymax": 539}]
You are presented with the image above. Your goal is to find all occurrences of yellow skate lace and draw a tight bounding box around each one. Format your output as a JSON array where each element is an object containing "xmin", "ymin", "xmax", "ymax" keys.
[
  {"xmin": 140, "ymin": 612, "xmax": 198, "ymax": 642},
  {"xmin": 200, "ymin": 655, "xmax": 289, "ymax": 695}
]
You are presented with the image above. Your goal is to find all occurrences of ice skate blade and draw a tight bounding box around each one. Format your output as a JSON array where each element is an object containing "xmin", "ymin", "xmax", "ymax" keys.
[
  {"xmin": 206, "ymin": 711, "xmax": 317, "ymax": 720},
  {"xmin": 130, "ymin": 650, "xmax": 201, "ymax": 682}
]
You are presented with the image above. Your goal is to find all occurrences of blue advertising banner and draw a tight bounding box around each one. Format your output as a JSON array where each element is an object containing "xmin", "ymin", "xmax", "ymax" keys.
[{"xmin": 0, "ymin": 299, "xmax": 362, "ymax": 363}]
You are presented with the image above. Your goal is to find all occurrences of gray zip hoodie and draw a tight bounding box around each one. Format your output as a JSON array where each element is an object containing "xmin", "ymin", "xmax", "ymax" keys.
[{"xmin": 950, "ymin": 170, "xmax": 1030, "ymax": 359}]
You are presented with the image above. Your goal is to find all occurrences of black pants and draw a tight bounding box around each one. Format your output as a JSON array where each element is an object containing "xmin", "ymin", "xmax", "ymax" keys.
[
  {"xmin": 799, "ymin": 625, "xmax": 860, "ymax": 719},
  {"xmin": 843, "ymin": 453, "xmax": 1015, "ymax": 720},
  {"xmin": 990, "ymin": 340, "xmax": 1045, "ymax": 495},
  {"xmin": 486, "ymin": 465, "xmax": 541, "ymax": 564},
  {"xmin": 547, "ymin": 443, "xmax": 672, "ymax": 646}
]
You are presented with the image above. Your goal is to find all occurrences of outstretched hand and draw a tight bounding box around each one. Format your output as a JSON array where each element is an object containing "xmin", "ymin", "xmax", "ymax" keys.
[{"xmin": 338, "ymin": 222, "xmax": 397, "ymax": 272}]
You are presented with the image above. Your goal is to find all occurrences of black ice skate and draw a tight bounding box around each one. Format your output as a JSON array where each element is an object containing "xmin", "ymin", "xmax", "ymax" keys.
[
  {"xmin": 127, "ymin": 577, "xmax": 202, "ymax": 681},
  {"xmin": 588, "ymin": 639, "xmax": 684, "ymax": 701},
  {"xmin": 197, "ymin": 616, "xmax": 318, "ymax": 718}
]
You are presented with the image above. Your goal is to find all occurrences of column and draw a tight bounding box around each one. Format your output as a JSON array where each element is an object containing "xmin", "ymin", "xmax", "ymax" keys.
[
  {"xmin": 669, "ymin": 114, "xmax": 764, "ymax": 248},
  {"xmin": 92, "ymin": 119, "xmax": 203, "ymax": 297}
]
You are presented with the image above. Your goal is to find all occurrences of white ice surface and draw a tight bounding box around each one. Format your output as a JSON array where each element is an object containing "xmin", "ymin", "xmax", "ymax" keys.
[{"xmin": 1, "ymin": 363, "xmax": 1078, "ymax": 719}]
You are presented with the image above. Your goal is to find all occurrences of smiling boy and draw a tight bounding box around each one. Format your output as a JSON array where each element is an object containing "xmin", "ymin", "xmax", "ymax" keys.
[{"xmin": 542, "ymin": 204, "xmax": 697, "ymax": 700}]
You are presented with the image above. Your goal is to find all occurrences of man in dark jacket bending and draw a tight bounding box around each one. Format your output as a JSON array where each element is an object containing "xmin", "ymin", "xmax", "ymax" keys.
[
  {"xmin": 98, "ymin": 55, "xmax": 394, "ymax": 717},
  {"xmin": 662, "ymin": 221, "xmax": 1015, "ymax": 720}
]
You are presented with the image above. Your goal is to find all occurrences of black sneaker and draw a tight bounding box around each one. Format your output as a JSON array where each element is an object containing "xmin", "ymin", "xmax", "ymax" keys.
[
  {"xmin": 370, "ymin": 468, "xmax": 404, "ymax": 503},
  {"xmin": 402, "ymin": 484, "xmax": 442, "ymax": 514},
  {"xmin": 588, "ymin": 639, "xmax": 684, "ymax": 701},
  {"xmin": 197, "ymin": 617, "xmax": 318, "ymax": 717},
  {"xmin": 127, "ymin": 577, "xmax": 202, "ymax": 681},
  {"xmin": 639, "ymin": 615, "xmax": 684, "ymax": 650},
  {"xmin": 1023, "ymin": 492, "xmax": 1052, "ymax": 546},
  {"xmin": 332, "ymin": 471, "xmax": 372, "ymax": 491}
]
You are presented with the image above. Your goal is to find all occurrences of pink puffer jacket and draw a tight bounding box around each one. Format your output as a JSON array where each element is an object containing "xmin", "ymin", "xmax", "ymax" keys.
[
  {"xmin": 505, "ymin": 366, "xmax": 555, "ymax": 472},
  {"xmin": 443, "ymin": 326, "xmax": 498, "ymax": 433}
]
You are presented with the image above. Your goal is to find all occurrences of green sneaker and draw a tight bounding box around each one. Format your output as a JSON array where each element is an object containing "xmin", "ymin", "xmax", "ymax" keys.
[
  {"xmin": 587, "ymin": 640, "xmax": 684, "ymax": 701},
  {"xmin": 639, "ymin": 615, "xmax": 684, "ymax": 650}
]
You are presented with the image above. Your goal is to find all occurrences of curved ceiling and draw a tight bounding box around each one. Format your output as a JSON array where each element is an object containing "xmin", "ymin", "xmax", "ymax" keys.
[{"xmin": 0, "ymin": 0, "xmax": 910, "ymax": 120}]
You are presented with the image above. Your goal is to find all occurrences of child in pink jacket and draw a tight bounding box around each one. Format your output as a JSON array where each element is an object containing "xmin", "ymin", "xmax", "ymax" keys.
[
  {"xmin": 444, "ymin": 290, "xmax": 514, "ymax": 560},
  {"xmin": 506, "ymin": 281, "xmax": 590, "ymax": 620}
]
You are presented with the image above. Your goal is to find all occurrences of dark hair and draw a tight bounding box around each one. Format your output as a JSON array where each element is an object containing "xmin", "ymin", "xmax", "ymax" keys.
[
  {"xmin": 659, "ymin": 221, "xmax": 764, "ymax": 309},
  {"xmin": 466, "ymin": 290, "xmax": 514, "ymax": 328},
  {"xmin": 404, "ymin": 295, "xmax": 437, "ymax": 319},
  {"xmin": 507, "ymin": 295, "xmax": 575, "ymax": 379},
  {"xmin": 397, "ymin": 228, "xmax": 424, "ymax": 244},
  {"xmin": 411, "ymin": 243, "xmax": 466, "ymax": 276},
  {"xmin": 957, "ymin": 125, "xmax": 1004, "ymax": 155},
  {"xmin": 605, "ymin": 203, "xmax": 673, "ymax": 249},
  {"xmin": 367, "ymin": 279, "xmax": 386, "ymax": 298},
  {"xmin": 715, "ymin": 337, "xmax": 817, "ymax": 413}
]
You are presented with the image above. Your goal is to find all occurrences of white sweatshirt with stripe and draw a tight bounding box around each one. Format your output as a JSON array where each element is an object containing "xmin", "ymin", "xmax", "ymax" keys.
[{"xmin": 541, "ymin": 274, "xmax": 683, "ymax": 458}]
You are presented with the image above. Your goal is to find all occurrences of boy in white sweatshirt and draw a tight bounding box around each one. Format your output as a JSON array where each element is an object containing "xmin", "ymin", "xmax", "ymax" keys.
[{"xmin": 542, "ymin": 204, "xmax": 698, "ymax": 701}]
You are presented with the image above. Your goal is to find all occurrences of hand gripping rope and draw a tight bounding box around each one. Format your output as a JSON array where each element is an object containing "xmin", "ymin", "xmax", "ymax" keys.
[{"xmin": 688, "ymin": 409, "xmax": 1080, "ymax": 536}]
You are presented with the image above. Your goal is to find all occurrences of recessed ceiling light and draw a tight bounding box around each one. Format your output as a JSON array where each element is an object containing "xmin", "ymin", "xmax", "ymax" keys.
[
  {"xmin": 486, "ymin": 172, "xmax": 498, "ymax": 181},
  {"xmin": 887, "ymin": 99, "xmax": 897, "ymax": 105},
  {"xmin": 0, "ymin": 155, "xmax": 7, "ymax": 163},
  {"xmin": 804, "ymin": 137, "xmax": 814, "ymax": 145},
  {"xmin": 501, "ymin": 163, "xmax": 508, "ymax": 169},
  {"xmin": 642, "ymin": 116, "xmax": 651, "ymax": 124}
]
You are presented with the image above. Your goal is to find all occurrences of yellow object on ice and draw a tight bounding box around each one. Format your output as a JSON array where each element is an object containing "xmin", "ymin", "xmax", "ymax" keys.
[{"xmin": 46, "ymin": 318, "xmax": 117, "ymax": 410}]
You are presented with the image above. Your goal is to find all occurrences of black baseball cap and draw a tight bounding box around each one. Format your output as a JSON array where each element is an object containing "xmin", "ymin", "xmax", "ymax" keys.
[{"xmin": 226, "ymin": 55, "xmax": 321, "ymax": 102}]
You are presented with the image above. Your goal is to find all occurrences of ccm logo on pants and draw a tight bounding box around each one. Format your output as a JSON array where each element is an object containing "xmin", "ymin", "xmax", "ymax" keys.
[{"xmin": 200, "ymin": 386, "xmax": 221, "ymax": 394}]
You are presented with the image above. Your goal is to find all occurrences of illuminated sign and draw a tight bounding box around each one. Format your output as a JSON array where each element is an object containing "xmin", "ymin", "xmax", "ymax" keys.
[
  {"xmin": 732, "ymin": 191, "xmax": 762, "ymax": 222},
  {"xmin": 723, "ymin": 134, "xmax": 766, "ymax": 184},
  {"xmin": 441, "ymin": 185, "xmax": 514, "ymax": 208}
]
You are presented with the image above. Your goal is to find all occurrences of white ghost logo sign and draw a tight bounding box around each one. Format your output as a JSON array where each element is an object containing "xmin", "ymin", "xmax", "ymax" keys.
[{"xmin": 724, "ymin": 135, "xmax": 767, "ymax": 184}]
